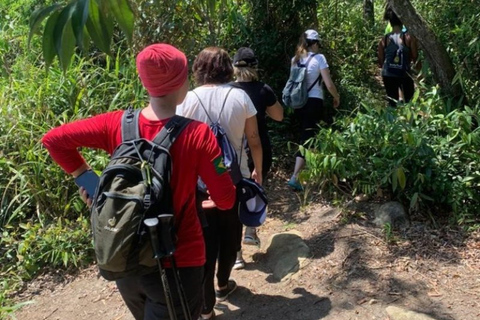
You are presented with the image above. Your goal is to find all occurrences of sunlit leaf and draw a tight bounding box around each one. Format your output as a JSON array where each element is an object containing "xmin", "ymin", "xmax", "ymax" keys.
[
  {"xmin": 59, "ymin": 19, "xmax": 76, "ymax": 72},
  {"xmin": 53, "ymin": 2, "xmax": 76, "ymax": 62},
  {"xmin": 42, "ymin": 10, "xmax": 61, "ymax": 70},
  {"xmin": 72, "ymin": 0, "xmax": 90, "ymax": 49},
  {"xmin": 28, "ymin": 4, "xmax": 62, "ymax": 47},
  {"xmin": 105, "ymin": 0, "xmax": 135, "ymax": 44},
  {"xmin": 86, "ymin": 0, "xmax": 113, "ymax": 55}
]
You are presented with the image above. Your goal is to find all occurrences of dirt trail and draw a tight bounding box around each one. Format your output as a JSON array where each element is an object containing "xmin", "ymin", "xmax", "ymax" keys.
[{"xmin": 13, "ymin": 173, "xmax": 480, "ymax": 320}]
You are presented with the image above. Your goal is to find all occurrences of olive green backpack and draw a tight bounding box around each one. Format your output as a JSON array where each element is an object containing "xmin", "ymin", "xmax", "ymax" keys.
[{"xmin": 90, "ymin": 108, "xmax": 191, "ymax": 280}]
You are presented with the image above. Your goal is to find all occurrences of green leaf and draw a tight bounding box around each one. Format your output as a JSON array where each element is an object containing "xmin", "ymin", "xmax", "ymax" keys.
[
  {"xmin": 410, "ymin": 192, "xmax": 419, "ymax": 209},
  {"xmin": 72, "ymin": 0, "xmax": 90, "ymax": 49},
  {"xmin": 397, "ymin": 167, "xmax": 406, "ymax": 190},
  {"xmin": 59, "ymin": 19, "xmax": 76, "ymax": 72},
  {"xmin": 105, "ymin": 0, "xmax": 135, "ymax": 44},
  {"xmin": 53, "ymin": 2, "xmax": 77, "ymax": 68},
  {"xmin": 86, "ymin": 0, "xmax": 113, "ymax": 55},
  {"xmin": 42, "ymin": 10, "xmax": 61, "ymax": 70},
  {"xmin": 28, "ymin": 4, "xmax": 62, "ymax": 47}
]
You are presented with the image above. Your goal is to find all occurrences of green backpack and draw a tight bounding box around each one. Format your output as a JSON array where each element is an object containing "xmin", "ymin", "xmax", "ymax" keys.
[{"xmin": 90, "ymin": 108, "xmax": 191, "ymax": 280}]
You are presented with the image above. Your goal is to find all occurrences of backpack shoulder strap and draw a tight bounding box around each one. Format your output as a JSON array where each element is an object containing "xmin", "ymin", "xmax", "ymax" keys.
[
  {"xmin": 191, "ymin": 90, "xmax": 215, "ymax": 124},
  {"xmin": 401, "ymin": 32, "xmax": 409, "ymax": 48},
  {"xmin": 305, "ymin": 54, "xmax": 321, "ymax": 92},
  {"xmin": 152, "ymin": 115, "xmax": 192, "ymax": 150},
  {"xmin": 192, "ymin": 87, "xmax": 233, "ymax": 125},
  {"xmin": 121, "ymin": 107, "xmax": 141, "ymax": 142},
  {"xmin": 217, "ymin": 87, "xmax": 233, "ymax": 121},
  {"xmin": 304, "ymin": 53, "xmax": 318, "ymax": 67}
]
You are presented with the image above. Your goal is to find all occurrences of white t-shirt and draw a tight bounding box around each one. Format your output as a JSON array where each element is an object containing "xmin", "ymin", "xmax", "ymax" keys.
[
  {"xmin": 177, "ymin": 85, "xmax": 257, "ymax": 178},
  {"xmin": 292, "ymin": 52, "xmax": 329, "ymax": 100}
]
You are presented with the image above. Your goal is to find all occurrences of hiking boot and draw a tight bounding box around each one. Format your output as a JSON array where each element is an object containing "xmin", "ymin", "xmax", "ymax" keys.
[{"xmin": 215, "ymin": 280, "xmax": 237, "ymax": 301}]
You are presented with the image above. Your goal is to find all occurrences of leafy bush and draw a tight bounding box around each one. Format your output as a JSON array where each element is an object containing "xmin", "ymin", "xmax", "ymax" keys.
[{"xmin": 303, "ymin": 88, "xmax": 480, "ymax": 223}]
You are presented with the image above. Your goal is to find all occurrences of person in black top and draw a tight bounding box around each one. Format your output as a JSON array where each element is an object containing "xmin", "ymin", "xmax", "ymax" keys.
[{"xmin": 230, "ymin": 47, "xmax": 283, "ymax": 269}]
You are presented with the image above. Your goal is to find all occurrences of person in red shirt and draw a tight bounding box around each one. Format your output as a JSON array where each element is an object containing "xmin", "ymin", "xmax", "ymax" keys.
[{"xmin": 42, "ymin": 43, "xmax": 236, "ymax": 320}]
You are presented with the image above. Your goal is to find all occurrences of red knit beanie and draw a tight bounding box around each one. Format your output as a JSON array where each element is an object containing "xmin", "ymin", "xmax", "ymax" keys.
[{"xmin": 136, "ymin": 43, "xmax": 188, "ymax": 97}]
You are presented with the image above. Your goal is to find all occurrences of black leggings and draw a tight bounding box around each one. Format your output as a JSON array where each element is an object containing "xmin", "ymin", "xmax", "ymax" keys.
[
  {"xmin": 382, "ymin": 74, "xmax": 414, "ymax": 107},
  {"xmin": 202, "ymin": 200, "xmax": 242, "ymax": 314},
  {"xmin": 294, "ymin": 97, "xmax": 332, "ymax": 158}
]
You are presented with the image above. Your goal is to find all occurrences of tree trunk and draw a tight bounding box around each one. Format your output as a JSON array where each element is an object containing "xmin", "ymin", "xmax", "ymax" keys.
[
  {"xmin": 363, "ymin": 0, "xmax": 374, "ymax": 28},
  {"xmin": 387, "ymin": 0, "xmax": 464, "ymax": 103}
]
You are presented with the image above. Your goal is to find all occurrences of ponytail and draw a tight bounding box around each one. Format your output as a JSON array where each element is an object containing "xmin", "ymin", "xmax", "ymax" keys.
[{"xmin": 293, "ymin": 32, "xmax": 314, "ymax": 64}]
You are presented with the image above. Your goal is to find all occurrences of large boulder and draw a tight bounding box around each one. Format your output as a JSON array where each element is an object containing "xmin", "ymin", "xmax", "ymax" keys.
[
  {"xmin": 264, "ymin": 231, "xmax": 311, "ymax": 281},
  {"xmin": 374, "ymin": 201, "xmax": 408, "ymax": 228}
]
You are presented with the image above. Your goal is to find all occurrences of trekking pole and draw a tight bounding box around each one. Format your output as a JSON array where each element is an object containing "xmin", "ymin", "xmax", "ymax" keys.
[
  {"xmin": 157, "ymin": 214, "xmax": 192, "ymax": 320},
  {"xmin": 169, "ymin": 256, "xmax": 192, "ymax": 320},
  {"xmin": 144, "ymin": 217, "xmax": 178, "ymax": 320}
]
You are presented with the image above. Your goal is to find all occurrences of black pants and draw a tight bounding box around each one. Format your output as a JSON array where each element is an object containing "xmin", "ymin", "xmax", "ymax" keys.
[
  {"xmin": 116, "ymin": 266, "xmax": 204, "ymax": 320},
  {"xmin": 382, "ymin": 74, "xmax": 414, "ymax": 107},
  {"xmin": 202, "ymin": 201, "xmax": 242, "ymax": 314},
  {"xmin": 294, "ymin": 97, "xmax": 331, "ymax": 158}
]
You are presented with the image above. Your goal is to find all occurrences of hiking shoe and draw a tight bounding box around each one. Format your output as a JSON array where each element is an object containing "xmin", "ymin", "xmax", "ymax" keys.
[
  {"xmin": 199, "ymin": 311, "xmax": 215, "ymax": 320},
  {"xmin": 215, "ymin": 280, "xmax": 237, "ymax": 301},
  {"xmin": 233, "ymin": 258, "xmax": 245, "ymax": 270},
  {"xmin": 243, "ymin": 227, "xmax": 261, "ymax": 246},
  {"xmin": 233, "ymin": 250, "xmax": 245, "ymax": 270},
  {"xmin": 287, "ymin": 177, "xmax": 303, "ymax": 191}
]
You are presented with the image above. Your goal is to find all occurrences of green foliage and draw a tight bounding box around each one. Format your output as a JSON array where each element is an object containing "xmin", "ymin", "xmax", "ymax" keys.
[
  {"xmin": 1, "ymin": 216, "xmax": 93, "ymax": 280},
  {"xmin": 1, "ymin": 0, "xmax": 141, "ymax": 306},
  {"xmin": 303, "ymin": 90, "xmax": 480, "ymax": 223},
  {"xmin": 0, "ymin": 217, "xmax": 91, "ymax": 317},
  {"xmin": 28, "ymin": 0, "xmax": 134, "ymax": 71},
  {"xmin": 1, "ymin": 0, "xmax": 479, "ymax": 312}
]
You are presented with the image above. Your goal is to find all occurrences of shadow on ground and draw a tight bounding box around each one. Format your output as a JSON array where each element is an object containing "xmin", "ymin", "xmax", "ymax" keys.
[{"xmin": 217, "ymin": 287, "xmax": 331, "ymax": 320}]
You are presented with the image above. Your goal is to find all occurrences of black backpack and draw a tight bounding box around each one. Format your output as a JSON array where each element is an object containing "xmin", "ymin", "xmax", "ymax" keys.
[
  {"xmin": 90, "ymin": 108, "xmax": 192, "ymax": 281},
  {"xmin": 192, "ymin": 88, "xmax": 243, "ymax": 185},
  {"xmin": 383, "ymin": 32, "xmax": 410, "ymax": 77}
]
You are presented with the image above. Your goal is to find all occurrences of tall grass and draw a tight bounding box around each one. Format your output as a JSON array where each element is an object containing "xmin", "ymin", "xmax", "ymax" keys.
[{"xmin": 0, "ymin": 2, "xmax": 146, "ymax": 314}]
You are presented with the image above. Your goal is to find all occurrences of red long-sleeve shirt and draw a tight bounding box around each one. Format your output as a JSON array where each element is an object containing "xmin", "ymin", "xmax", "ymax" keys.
[{"xmin": 42, "ymin": 110, "xmax": 236, "ymax": 267}]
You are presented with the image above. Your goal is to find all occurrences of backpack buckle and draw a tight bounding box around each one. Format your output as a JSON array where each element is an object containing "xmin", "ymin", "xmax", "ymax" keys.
[{"xmin": 144, "ymin": 193, "xmax": 151, "ymax": 209}]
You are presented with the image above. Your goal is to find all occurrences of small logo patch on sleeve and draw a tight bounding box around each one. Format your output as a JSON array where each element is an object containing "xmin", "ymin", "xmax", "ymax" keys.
[{"xmin": 213, "ymin": 156, "xmax": 227, "ymax": 175}]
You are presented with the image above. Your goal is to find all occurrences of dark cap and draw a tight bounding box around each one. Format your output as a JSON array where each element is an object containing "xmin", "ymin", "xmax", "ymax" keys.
[{"xmin": 233, "ymin": 47, "xmax": 258, "ymax": 67}]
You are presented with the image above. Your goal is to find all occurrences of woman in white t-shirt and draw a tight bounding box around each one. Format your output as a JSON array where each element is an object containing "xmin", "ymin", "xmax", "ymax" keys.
[
  {"xmin": 177, "ymin": 47, "xmax": 262, "ymax": 320},
  {"xmin": 288, "ymin": 29, "xmax": 340, "ymax": 190}
]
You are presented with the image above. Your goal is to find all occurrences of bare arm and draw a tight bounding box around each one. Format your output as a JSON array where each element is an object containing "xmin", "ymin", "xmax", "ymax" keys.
[
  {"xmin": 320, "ymin": 68, "xmax": 340, "ymax": 108},
  {"xmin": 378, "ymin": 38, "xmax": 385, "ymax": 68},
  {"xmin": 244, "ymin": 115, "xmax": 263, "ymax": 185},
  {"xmin": 266, "ymin": 101, "xmax": 284, "ymax": 121},
  {"xmin": 407, "ymin": 34, "xmax": 422, "ymax": 72}
]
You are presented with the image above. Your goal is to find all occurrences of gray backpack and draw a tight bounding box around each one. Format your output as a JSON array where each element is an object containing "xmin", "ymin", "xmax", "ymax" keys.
[
  {"xmin": 90, "ymin": 108, "xmax": 191, "ymax": 280},
  {"xmin": 282, "ymin": 54, "xmax": 321, "ymax": 109}
]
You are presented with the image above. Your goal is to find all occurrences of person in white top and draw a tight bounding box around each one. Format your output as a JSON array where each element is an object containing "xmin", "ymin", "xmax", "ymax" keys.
[
  {"xmin": 177, "ymin": 46, "xmax": 262, "ymax": 320},
  {"xmin": 287, "ymin": 29, "xmax": 340, "ymax": 190}
]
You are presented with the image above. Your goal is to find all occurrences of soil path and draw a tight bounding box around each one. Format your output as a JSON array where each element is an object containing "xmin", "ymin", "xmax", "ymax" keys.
[{"xmin": 13, "ymin": 173, "xmax": 480, "ymax": 320}]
